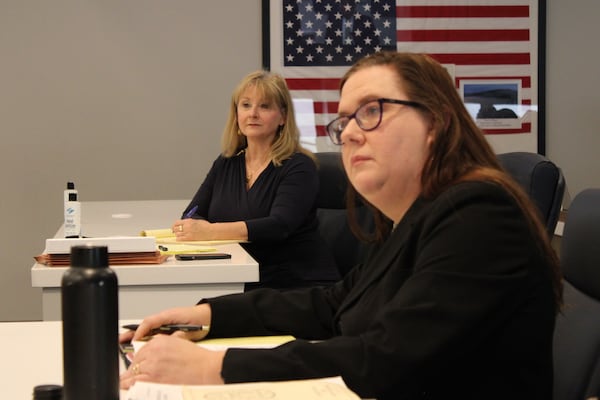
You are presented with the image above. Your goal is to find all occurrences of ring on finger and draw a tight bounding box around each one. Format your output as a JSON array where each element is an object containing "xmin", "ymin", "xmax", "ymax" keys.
[{"xmin": 132, "ymin": 363, "xmax": 141, "ymax": 375}]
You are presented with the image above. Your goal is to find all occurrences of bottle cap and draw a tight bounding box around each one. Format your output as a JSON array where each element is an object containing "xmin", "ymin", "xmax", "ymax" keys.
[
  {"xmin": 70, "ymin": 246, "xmax": 109, "ymax": 269},
  {"xmin": 33, "ymin": 384, "xmax": 63, "ymax": 399},
  {"xmin": 67, "ymin": 182, "xmax": 74, "ymax": 190}
]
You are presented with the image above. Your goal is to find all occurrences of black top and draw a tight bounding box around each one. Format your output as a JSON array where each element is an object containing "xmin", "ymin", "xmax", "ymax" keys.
[
  {"xmin": 205, "ymin": 181, "xmax": 556, "ymax": 399},
  {"xmin": 183, "ymin": 151, "xmax": 340, "ymax": 290}
]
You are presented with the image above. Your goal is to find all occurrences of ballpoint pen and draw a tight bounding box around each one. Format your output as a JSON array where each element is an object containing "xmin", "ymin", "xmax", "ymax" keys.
[{"xmin": 184, "ymin": 205, "xmax": 198, "ymax": 219}]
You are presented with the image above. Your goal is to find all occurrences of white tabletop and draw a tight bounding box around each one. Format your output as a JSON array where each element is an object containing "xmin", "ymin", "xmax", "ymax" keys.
[
  {"xmin": 31, "ymin": 200, "xmax": 259, "ymax": 320},
  {"xmin": 1, "ymin": 319, "xmax": 137, "ymax": 399}
]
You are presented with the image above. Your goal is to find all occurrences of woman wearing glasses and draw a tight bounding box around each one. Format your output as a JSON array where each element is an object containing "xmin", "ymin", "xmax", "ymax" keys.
[{"xmin": 121, "ymin": 52, "xmax": 561, "ymax": 400}]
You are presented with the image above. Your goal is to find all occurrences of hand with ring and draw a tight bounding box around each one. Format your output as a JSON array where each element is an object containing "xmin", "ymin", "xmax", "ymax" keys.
[
  {"xmin": 171, "ymin": 219, "xmax": 213, "ymax": 241},
  {"xmin": 119, "ymin": 334, "xmax": 225, "ymax": 389}
]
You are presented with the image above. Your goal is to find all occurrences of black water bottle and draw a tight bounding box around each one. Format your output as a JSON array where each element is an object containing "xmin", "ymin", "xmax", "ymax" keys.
[
  {"xmin": 33, "ymin": 384, "xmax": 63, "ymax": 400},
  {"xmin": 61, "ymin": 245, "xmax": 119, "ymax": 400}
]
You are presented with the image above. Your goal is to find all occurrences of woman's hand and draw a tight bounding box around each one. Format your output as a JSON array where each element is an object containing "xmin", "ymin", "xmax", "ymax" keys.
[
  {"xmin": 172, "ymin": 219, "xmax": 212, "ymax": 241},
  {"xmin": 130, "ymin": 304, "xmax": 212, "ymax": 341},
  {"xmin": 120, "ymin": 335, "xmax": 225, "ymax": 389}
]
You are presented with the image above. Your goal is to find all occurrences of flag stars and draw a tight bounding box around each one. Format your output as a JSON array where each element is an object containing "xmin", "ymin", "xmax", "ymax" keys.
[{"xmin": 282, "ymin": 0, "xmax": 398, "ymax": 67}]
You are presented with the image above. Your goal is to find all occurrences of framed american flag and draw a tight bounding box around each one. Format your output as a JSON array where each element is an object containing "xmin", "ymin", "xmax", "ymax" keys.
[{"xmin": 262, "ymin": 0, "xmax": 546, "ymax": 154}]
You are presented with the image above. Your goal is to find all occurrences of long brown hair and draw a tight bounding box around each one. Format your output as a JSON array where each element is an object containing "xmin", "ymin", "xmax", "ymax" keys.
[{"xmin": 340, "ymin": 51, "xmax": 562, "ymax": 308}]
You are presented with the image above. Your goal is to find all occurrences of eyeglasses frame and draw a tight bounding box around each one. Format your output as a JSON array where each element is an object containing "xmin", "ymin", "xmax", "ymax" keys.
[{"xmin": 326, "ymin": 98, "xmax": 424, "ymax": 145}]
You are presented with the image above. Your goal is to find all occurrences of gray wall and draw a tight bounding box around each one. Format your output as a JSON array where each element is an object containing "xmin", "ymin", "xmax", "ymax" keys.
[
  {"xmin": 0, "ymin": 1, "xmax": 262, "ymax": 321},
  {"xmin": 545, "ymin": 0, "xmax": 600, "ymax": 204},
  {"xmin": 1, "ymin": 0, "xmax": 599, "ymax": 321}
]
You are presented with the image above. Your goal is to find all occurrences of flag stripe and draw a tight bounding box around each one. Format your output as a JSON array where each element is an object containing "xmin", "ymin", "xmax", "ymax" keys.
[
  {"xmin": 397, "ymin": 17, "xmax": 531, "ymax": 30},
  {"xmin": 286, "ymin": 78, "xmax": 340, "ymax": 91},
  {"xmin": 396, "ymin": 5, "xmax": 530, "ymax": 18},
  {"xmin": 483, "ymin": 122, "xmax": 531, "ymax": 135},
  {"xmin": 429, "ymin": 53, "xmax": 530, "ymax": 65},
  {"xmin": 396, "ymin": 29, "xmax": 529, "ymax": 42}
]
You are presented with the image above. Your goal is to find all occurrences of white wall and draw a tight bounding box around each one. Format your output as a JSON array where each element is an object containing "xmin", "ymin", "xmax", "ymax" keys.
[{"xmin": 0, "ymin": 0, "xmax": 262, "ymax": 321}]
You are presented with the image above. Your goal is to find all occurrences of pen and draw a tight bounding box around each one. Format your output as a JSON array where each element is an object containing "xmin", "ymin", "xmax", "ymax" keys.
[
  {"xmin": 123, "ymin": 323, "xmax": 210, "ymax": 341},
  {"xmin": 184, "ymin": 205, "xmax": 198, "ymax": 219},
  {"xmin": 119, "ymin": 342, "xmax": 134, "ymax": 368}
]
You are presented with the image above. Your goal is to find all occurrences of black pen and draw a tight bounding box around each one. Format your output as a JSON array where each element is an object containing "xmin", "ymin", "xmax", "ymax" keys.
[
  {"xmin": 119, "ymin": 342, "xmax": 134, "ymax": 369},
  {"xmin": 123, "ymin": 323, "xmax": 209, "ymax": 340}
]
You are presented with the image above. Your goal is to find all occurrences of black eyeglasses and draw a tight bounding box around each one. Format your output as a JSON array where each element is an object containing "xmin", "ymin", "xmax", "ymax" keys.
[{"xmin": 326, "ymin": 98, "xmax": 423, "ymax": 145}]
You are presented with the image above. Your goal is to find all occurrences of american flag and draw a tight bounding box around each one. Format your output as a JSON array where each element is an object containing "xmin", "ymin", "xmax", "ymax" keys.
[{"xmin": 272, "ymin": 0, "xmax": 538, "ymax": 143}]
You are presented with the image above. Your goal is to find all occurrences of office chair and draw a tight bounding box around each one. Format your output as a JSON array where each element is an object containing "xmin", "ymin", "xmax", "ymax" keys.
[
  {"xmin": 553, "ymin": 188, "xmax": 600, "ymax": 400},
  {"xmin": 315, "ymin": 152, "xmax": 373, "ymax": 277},
  {"xmin": 497, "ymin": 151, "xmax": 565, "ymax": 237}
]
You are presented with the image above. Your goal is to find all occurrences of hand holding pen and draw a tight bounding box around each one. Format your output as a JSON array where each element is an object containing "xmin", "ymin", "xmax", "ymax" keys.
[
  {"xmin": 171, "ymin": 205, "xmax": 199, "ymax": 239},
  {"xmin": 119, "ymin": 323, "xmax": 209, "ymax": 368}
]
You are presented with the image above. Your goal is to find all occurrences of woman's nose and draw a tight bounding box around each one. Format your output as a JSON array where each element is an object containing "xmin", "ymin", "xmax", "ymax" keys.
[
  {"xmin": 249, "ymin": 106, "xmax": 259, "ymax": 116},
  {"xmin": 340, "ymin": 119, "xmax": 365, "ymax": 145}
]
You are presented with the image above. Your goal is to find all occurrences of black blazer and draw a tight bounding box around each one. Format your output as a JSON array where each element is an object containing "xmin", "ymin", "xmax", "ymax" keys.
[{"xmin": 206, "ymin": 181, "xmax": 557, "ymax": 399}]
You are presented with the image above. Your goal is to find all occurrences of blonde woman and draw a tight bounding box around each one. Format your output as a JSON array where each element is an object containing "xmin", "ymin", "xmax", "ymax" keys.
[{"xmin": 171, "ymin": 70, "xmax": 340, "ymax": 290}]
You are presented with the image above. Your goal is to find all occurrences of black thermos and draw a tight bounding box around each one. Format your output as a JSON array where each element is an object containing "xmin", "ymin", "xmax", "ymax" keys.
[{"xmin": 61, "ymin": 245, "xmax": 119, "ymax": 400}]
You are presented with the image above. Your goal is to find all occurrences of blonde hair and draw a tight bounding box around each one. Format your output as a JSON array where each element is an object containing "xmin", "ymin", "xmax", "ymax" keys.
[{"xmin": 220, "ymin": 70, "xmax": 314, "ymax": 166}]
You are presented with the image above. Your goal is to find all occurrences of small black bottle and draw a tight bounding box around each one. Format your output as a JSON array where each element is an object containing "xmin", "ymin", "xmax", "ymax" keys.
[
  {"xmin": 33, "ymin": 384, "xmax": 63, "ymax": 400},
  {"xmin": 61, "ymin": 245, "xmax": 119, "ymax": 400}
]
